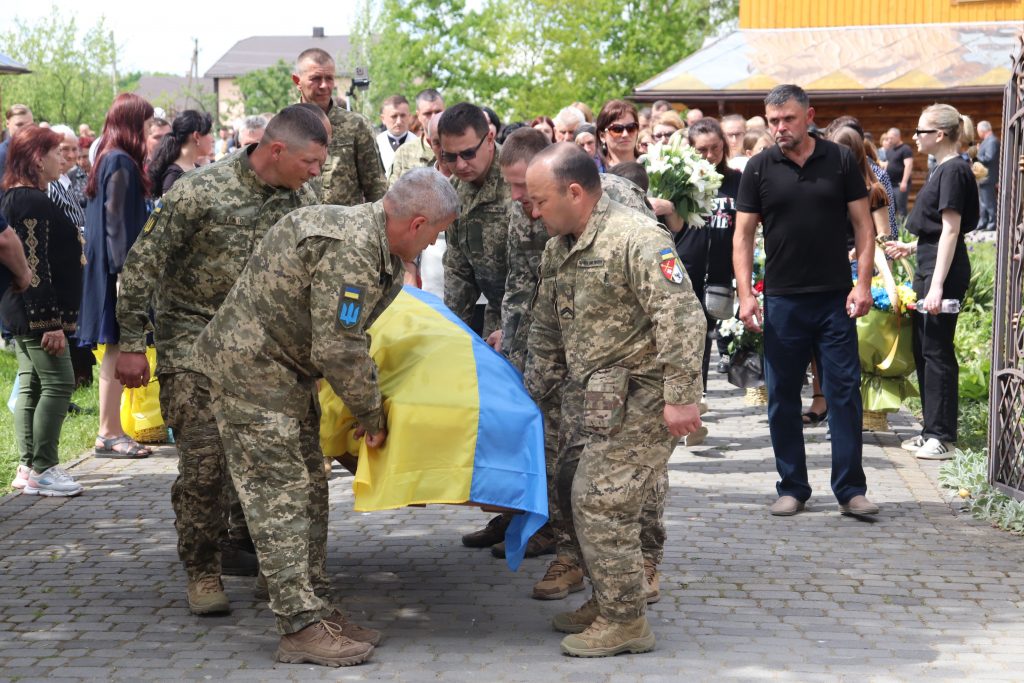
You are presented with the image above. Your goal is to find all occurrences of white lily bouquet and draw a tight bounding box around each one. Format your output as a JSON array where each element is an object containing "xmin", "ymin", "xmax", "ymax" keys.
[{"xmin": 642, "ymin": 138, "xmax": 723, "ymax": 227}]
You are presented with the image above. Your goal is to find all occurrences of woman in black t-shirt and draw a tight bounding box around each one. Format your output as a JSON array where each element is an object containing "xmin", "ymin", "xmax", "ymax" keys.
[
  {"xmin": 660, "ymin": 118, "xmax": 741, "ymax": 445},
  {"xmin": 885, "ymin": 104, "xmax": 978, "ymax": 459},
  {"xmin": 147, "ymin": 110, "xmax": 214, "ymax": 197}
]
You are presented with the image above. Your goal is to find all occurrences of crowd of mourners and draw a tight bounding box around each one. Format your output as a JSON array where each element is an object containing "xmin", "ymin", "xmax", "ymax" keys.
[{"xmin": 0, "ymin": 45, "xmax": 994, "ymax": 665}]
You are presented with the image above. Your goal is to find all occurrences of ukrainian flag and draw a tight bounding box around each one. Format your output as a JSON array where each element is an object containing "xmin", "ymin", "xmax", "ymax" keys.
[{"xmin": 320, "ymin": 286, "xmax": 547, "ymax": 570}]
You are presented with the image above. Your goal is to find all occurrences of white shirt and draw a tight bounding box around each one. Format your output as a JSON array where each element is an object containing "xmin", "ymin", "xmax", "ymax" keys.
[{"xmin": 376, "ymin": 130, "xmax": 409, "ymax": 175}]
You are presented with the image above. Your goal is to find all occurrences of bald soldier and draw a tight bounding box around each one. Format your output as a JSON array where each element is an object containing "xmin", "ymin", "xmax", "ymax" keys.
[
  {"xmin": 463, "ymin": 128, "xmax": 665, "ymax": 585},
  {"xmin": 292, "ymin": 48, "xmax": 387, "ymax": 206},
  {"xmin": 524, "ymin": 144, "xmax": 705, "ymax": 657},
  {"xmin": 186, "ymin": 169, "xmax": 459, "ymax": 667},
  {"xmin": 115, "ymin": 105, "xmax": 328, "ymax": 615},
  {"xmin": 485, "ymin": 129, "xmax": 670, "ymax": 609}
]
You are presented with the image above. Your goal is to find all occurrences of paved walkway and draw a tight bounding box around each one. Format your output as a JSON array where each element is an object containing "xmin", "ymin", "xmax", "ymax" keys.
[{"xmin": 1, "ymin": 371, "xmax": 1022, "ymax": 682}]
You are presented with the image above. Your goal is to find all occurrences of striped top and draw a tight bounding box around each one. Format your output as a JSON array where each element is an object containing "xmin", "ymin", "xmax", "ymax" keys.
[{"xmin": 48, "ymin": 176, "xmax": 86, "ymax": 230}]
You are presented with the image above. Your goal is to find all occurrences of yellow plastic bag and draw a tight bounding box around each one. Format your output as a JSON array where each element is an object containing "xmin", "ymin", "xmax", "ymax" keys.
[{"xmin": 94, "ymin": 345, "xmax": 167, "ymax": 443}]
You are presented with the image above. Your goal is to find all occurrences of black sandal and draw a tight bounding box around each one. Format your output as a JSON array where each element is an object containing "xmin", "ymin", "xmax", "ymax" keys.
[{"xmin": 802, "ymin": 394, "xmax": 828, "ymax": 425}]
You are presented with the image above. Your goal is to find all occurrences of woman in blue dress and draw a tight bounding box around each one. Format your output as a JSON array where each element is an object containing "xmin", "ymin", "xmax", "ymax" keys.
[{"xmin": 79, "ymin": 93, "xmax": 154, "ymax": 458}]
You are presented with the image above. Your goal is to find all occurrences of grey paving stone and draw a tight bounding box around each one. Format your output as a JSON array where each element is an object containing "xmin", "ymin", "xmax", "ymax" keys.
[{"xmin": 0, "ymin": 373, "xmax": 1022, "ymax": 681}]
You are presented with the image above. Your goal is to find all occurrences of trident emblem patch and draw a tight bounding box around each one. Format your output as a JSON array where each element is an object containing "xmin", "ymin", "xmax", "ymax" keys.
[{"xmin": 337, "ymin": 285, "xmax": 363, "ymax": 329}]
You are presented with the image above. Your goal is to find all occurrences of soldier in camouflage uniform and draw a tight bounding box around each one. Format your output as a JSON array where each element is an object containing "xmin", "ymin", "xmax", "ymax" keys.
[
  {"xmin": 497, "ymin": 129, "xmax": 669, "ymax": 604},
  {"xmin": 438, "ymin": 102, "xmax": 511, "ymax": 339},
  {"xmin": 115, "ymin": 105, "xmax": 328, "ymax": 616},
  {"xmin": 186, "ymin": 168, "xmax": 459, "ymax": 667},
  {"xmin": 291, "ymin": 48, "xmax": 387, "ymax": 206},
  {"xmin": 523, "ymin": 144, "xmax": 705, "ymax": 657},
  {"xmin": 388, "ymin": 88, "xmax": 444, "ymax": 187}
]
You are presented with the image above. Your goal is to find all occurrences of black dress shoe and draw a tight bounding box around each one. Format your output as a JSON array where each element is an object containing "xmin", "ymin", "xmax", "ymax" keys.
[
  {"xmin": 461, "ymin": 513, "xmax": 511, "ymax": 548},
  {"xmin": 220, "ymin": 539, "xmax": 259, "ymax": 576}
]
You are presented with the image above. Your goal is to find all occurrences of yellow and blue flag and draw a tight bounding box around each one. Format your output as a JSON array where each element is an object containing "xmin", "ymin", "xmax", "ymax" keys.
[{"xmin": 320, "ymin": 286, "xmax": 547, "ymax": 570}]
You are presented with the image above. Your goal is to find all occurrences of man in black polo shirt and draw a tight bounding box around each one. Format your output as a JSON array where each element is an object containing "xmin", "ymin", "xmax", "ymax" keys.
[{"xmin": 734, "ymin": 84, "xmax": 880, "ymax": 518}]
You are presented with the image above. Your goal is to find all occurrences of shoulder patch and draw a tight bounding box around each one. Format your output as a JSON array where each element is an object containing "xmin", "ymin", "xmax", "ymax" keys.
[
  {"xmin": 142, "ymin": 199, "xmax": 163, "ymax": 235},
  {"xmin": 659, "ymin": 248, "xmax": 684, "ymax": 284},
  {"xmin": 337, "ymin": 285, "xmax": 364, "ymax": 329}
]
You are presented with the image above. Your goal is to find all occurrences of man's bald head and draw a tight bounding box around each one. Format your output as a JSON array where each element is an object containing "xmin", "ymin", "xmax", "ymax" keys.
[
  {"xmin": 529, "ymin": 142, "xmax": 601, "ymax": 194},
  {"xmin": 526, "ymin": 143, "xmax": 602, "ymax": 238}
]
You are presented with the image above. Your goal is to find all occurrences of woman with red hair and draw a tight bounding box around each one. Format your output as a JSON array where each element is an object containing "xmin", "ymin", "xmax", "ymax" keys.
[
  {"xmin": 79, "ymin": 93, "xmax": 155, "ymax": 459},
  {"xmin": 530, "ymin": 115, "xmax": 556, "ymax": 143},
  {"xmin": 1, "ymin": 126, "xmax": 85, "ymax": 495}
]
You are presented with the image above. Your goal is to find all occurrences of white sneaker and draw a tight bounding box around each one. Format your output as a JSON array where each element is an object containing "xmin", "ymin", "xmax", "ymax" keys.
[
  {"xmin": 10, "ymin": 465, "xmax": 31, "ymax": 490},
  {"xmin": 901, "ymin": 435, "xmax": 926, "ymax": 452},
  {"xmin": 23, "ymin": 465, "xmax": 83, "ymax": 497},
  {"xmin": 684, "ymin": 426, "xmax": 708, "ymax": 447},
  {"xmin": 699, "ymin": 398, "xmax": 709, "ymax": 415},
  {"xmin": 915, "ymin": 438, "xmax": 956, "ymax": 460}
]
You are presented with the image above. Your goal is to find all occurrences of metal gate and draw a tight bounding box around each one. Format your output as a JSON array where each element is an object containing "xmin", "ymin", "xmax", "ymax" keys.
[{"xmin": 989, "ymin": 35, "xmax": 1024, "ymax": 501}]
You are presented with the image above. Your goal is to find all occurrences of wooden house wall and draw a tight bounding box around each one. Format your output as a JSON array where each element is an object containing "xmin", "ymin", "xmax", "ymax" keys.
[{"xmin": 740, "ymin": 0, "xmax": 1024, "ymax": 29}]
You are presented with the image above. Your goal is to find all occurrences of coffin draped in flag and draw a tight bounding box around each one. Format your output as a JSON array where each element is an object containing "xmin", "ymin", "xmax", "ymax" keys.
[{"xmin": 319, "ymin": 286, "xmax": 547, "ymax": 571}]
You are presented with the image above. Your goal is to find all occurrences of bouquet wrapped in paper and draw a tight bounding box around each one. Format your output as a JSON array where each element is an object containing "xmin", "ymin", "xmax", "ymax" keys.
[
  {"xmin": 642, "ymin": 137, "xmax": 723, "ymax": 227},
  {"xmin": 855, "ymin": 250, "xmax": 918, "ymax": 412},
  {"xmin": 720, "ymin": 276, "xmax": 765, "ymax": 389}
]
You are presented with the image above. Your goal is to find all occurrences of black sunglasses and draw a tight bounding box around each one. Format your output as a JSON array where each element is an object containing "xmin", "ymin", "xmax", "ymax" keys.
[
  {"xmin": 440, "ymin": 135, "xmax": 487, "ymax": 163},
  {"xmin": 606, "ymin": 123, "xmax": 640, "ymax": 135},
  {"xmin": 914, "ymin": 128, "xmax": 939, "ymax": 136}
]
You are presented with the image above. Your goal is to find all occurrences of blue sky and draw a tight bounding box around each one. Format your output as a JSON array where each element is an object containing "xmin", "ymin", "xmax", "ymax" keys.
[{"xmin": 0, "ymin": 2, "xmax": 360, "ymax": 76}]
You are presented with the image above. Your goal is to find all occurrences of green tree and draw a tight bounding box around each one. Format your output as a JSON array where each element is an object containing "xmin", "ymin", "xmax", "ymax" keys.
[
  {"xmin": 349, "ymin": 0, "xmax": 737, "ymax": 122},
  {"xmin": 0, "ymin": 12, "xmax": 118, "ymax": 130},
  {"xmin": 233, "ymin": 59, "xmax": 296, "ymax": 115},
  {"xmin": 349, "ymin": 0, "xmax": 506, "ymax": 117}
]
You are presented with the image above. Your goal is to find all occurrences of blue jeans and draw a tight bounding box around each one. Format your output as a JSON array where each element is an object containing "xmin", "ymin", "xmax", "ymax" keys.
[{"xmin": 763, "ymin": 291, "xmax": 867, "ymax": 504}]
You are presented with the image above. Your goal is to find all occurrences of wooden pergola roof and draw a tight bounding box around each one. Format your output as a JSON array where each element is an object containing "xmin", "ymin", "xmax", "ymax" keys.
[{"xmin": 633, "ymin": 21, "xmax": 1023, "ymax": 104}]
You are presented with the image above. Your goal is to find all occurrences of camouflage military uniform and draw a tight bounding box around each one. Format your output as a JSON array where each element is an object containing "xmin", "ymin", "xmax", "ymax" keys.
[
  {"xmin": 388, "ymin": 135, "xmax": 434, "ymax": 187},
  {"xmin": 315, "ymin": 99, "xmax": 387, "ymax": 206},
  {"xmin": 116, "ymin": 146, "xmax": 317, "ymax": 582},
  {"xmin": 503, "ymin": 175, "xmax": 664, "ymax": 568},
  {"xmin": 443, "ymin": 153, "xmax": 511, "ymax": 336},
  {"xmin": 188, "ymin": 201, "xmax": 403, "ymax": 634},
  {"xmin": 525, "ymin": 195, "xmax": 705, "ymax": 623},
  {"xmin": 503, "ymin": 173, "xmax": 654, "ymax": 370}
]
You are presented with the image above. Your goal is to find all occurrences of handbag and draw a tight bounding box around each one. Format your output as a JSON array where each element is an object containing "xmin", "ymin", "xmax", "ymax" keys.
[{"xmin": 704, "ymin": 284, "xmax": 735, "ymax": 320}]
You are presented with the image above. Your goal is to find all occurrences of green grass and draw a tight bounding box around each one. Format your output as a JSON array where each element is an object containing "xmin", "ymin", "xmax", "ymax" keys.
[{"xmin": 0, "ymin": 347, "xmax": 100, "ymax": 489}]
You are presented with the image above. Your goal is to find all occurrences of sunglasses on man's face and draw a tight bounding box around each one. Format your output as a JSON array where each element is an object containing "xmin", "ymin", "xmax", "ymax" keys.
[
  {"xmin": 605, "ymin": 123, "xmax": 639, "ymax": 136},
  {"xmin": 440, "ymin": 135, "xmax": 487, "ymax": 163}
]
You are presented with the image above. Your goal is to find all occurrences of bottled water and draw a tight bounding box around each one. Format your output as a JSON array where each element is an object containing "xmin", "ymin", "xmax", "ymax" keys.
[{"xmin": 911, "ymin": 299, "xmax": 961, "ymax": 314}]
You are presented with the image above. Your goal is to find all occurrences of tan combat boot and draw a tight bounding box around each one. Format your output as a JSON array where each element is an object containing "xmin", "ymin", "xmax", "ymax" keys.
[
  {"xmin": 552, "ymin": 595, "xmax": 600, "ymax": 633},
  {"xmin": 276, "ymin": 620, "xmax": 374, "ymax": 667},
  {"xmin": 560, "ymin": 615, "xmax": 656, "ymax": 657},
  {"xmin": 323, "ymin": 609, "xmax": 382, "ymax": 646},
  {"xmin": 187, "ymin": 575, "xmax": 230, "ymax": 615},
  {"xmin": 643, "ymin": 559, "xmax": 660, "ymax": 604},
  {"xmin": 532, "ymin": 557, "xmax": 585, "ymax": 600}
]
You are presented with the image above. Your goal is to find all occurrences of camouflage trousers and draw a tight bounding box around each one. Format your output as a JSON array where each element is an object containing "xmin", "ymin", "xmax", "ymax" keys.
[
  {"xmin": 548, "ymin": 381, "xmax": 667, "ymax": 569},
  {"xmin": 571, "ymin": 372, "xmax": 675, "ymax": 622},
  {"xmin": 160, "ymin": 371, "xmax": 250, "ymax": 582},
  {"xmin": 210, "ymin": 388, "xmax": 332, "ymax": 635}
]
